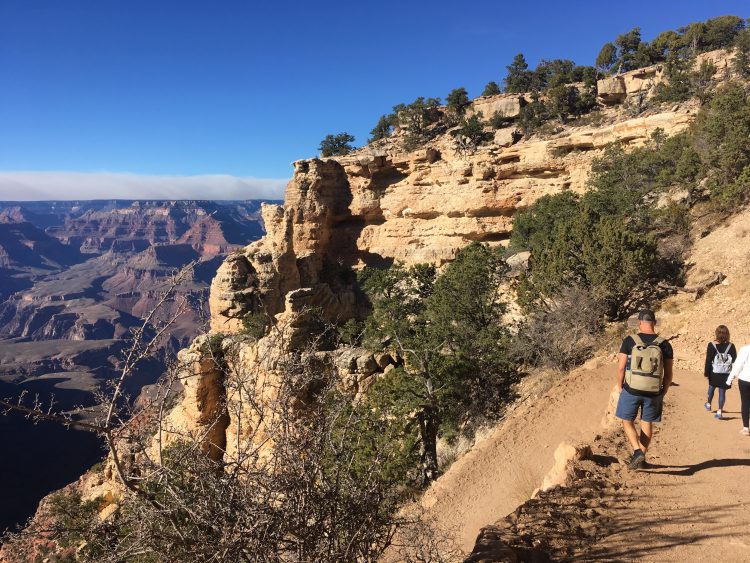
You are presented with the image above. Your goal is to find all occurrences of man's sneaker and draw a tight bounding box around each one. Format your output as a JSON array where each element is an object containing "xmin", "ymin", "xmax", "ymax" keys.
[
  {"xmin": 740, "ymin": 427, "xmax": 750, "ymax": 436},
  {"xmin": 704, "ymin": 402, "xmax": 712, "ymax": 411},
  {"xmin": 627, "ymin": 449, "xmax": 646, "ymax": 469},
  {"xmin": 715, "ymin": 412, "xmax": 723, "ymax": 420}
]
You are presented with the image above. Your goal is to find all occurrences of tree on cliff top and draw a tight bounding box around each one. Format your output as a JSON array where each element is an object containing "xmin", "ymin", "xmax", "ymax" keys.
[
  {"xmin": 482, "ymin": 81, "xmax": 501, "ymax": 96},
  {"xmin": 504, "ymin": 53, "xmax": 533, "ymax": 93},
  {"xmin": 319, "ymin": 132, "xmax": 355, "ymax": 157},
  {"xmin": 446, "ymin": 87, "xmax": 471, "ymax": 120},
  {"xmin": 596, "ymin": 42, "xmax": 617, "ymax": 73},
  {"xmin": 369, "ymin": 114, "xmax": 396, "ymax": 142}
]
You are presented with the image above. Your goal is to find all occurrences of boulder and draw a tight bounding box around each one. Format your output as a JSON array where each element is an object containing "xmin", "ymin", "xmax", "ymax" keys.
[
  {"xmin": 494, "ymin": 128, "xmax": 521, "ymax": 148},
  {"xmin": 469, "ymin": 94, "xmax": 525, "ymax": 120},
  {"xmin": 374, "ymin": 352, "xmax": 394, "ymax": 370},
  {"xmin": 596, "ymin": 76, "xmax": 626, "ymax": 105}
]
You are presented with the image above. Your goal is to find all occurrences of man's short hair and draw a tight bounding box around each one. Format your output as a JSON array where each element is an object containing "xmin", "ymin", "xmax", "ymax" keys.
[{"xmin": 638, "ymin": 308, "xmax": 657, "ymax": 323}]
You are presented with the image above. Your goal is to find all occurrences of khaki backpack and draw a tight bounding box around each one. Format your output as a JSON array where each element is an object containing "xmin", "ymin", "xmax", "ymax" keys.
[{"xmin": 625, "ymin": 334, "xmax": 665, "ymax": 393}]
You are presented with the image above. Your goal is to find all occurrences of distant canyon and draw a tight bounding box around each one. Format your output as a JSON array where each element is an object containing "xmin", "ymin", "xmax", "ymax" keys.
[{"xmin": 0, "ymin": 199, "xmax": 274, "ymax": 532}]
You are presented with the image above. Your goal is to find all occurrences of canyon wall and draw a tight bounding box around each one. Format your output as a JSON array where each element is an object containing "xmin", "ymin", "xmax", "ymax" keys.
[
  {"xmin": 209, "ymin": 100, "xmax": 702, "ymax": 334},
  {"xmin": 209, "ymin": 49, "xmax": 736, "ymax": 336}
]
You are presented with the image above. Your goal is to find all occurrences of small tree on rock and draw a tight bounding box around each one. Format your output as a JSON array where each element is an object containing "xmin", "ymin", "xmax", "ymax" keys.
[
  {"xmin": 446, "ymin": 87, "xmax": 471, "ymax": 115},
  {"xmin": 369, "ymin": 114, "xmax": 395, "ymax": 143},
  {"xmin": 482, "ymin": 81, "xmax": 501, "ymax": 96},
  {"xmin": 319, "ymin": 132, "xmax": 355, "ymax": 157}
]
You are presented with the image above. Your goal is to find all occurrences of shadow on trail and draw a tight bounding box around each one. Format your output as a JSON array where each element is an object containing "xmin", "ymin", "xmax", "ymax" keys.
[
  {"xmin": 580, "ymin": 497, "xmax": 750, "ymax": 561},
  {"xmin": 641, "ymin": 458, "xmax": 750, "ymax": 476}
]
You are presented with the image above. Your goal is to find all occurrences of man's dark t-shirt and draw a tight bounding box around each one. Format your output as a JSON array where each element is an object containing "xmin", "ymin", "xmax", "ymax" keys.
[{"xmin": 620, "ymin": 333, "xmax": 674, "ymax": 397}]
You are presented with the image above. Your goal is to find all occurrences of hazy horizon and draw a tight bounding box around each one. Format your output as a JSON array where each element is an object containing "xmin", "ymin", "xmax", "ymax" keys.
[{"xmin": 0, "ymin": 171, "xmax": 288, "ymax": 201}]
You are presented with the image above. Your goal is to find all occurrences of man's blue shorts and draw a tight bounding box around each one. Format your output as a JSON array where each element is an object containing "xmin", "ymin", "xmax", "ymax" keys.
[{"xmin": 615, "ymin": 387, "xmax": 663, "ymax": 422}]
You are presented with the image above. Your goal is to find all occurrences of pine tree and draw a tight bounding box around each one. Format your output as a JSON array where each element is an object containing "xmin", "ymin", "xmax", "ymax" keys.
[
  {"xmin": 504, "ymin": 53, "xmax": 533, "ymax": 93},
  {"xmin": 319, "ymin": 133, "xmax": 355, "ymax": 157},
  {"xmin": 595, "ymin": 42, "xmax": 617, "ymax": 73},
  {"xmin": 481, "ymin": 81, "xmax": 501, "ymax": 96}
]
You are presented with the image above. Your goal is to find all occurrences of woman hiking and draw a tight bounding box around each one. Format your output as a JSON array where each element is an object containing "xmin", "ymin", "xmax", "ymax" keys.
[
  {"xmin": 726, "ymin": 340, "xmax": 750, "ymax": 436},
  {"xmin": 704, "ymin": 325, "xmax": 736, "ymax": 420}
]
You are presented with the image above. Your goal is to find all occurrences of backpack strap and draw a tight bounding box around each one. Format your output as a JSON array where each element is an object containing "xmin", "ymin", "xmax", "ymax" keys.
[
  {"xmin": 651, "ymin": 336, "xmax": 664, "ymax": 347},
  {"xmin": 713, "ymin": 342, "xmax": 732, "ymax": 354},
  {"xmin": 632, "ymin": 334, "xmax": 645, "ymax": 347}
]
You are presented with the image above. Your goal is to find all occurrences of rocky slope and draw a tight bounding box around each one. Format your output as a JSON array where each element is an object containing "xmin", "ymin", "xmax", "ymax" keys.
[{"xmin": 463, "ymin": 205, "xmax": 750, "ymax": 561}]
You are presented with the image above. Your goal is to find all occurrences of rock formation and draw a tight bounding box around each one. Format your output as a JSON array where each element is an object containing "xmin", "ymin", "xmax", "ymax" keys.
[{"xmin": 209, "ymin": 51, "xmax": 738, "ymax": 334}]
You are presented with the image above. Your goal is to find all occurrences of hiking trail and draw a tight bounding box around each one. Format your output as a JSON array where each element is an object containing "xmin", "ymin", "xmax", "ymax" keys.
[{"xmin": 422, "ymin": 209, "xmax": 750, "ymax": 560}]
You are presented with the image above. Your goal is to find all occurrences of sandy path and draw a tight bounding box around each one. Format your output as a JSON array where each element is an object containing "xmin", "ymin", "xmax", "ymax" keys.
[
  {"xmin": 591, "ymin": 369, "xmax": 750, "ymax": 561},
  {"xmin": 421, "ymin": 360, "xmax": 618, "ymax": 552}
]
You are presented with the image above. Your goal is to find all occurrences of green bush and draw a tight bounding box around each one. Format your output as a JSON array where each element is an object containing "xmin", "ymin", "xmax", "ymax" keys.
[
  {"xmin": 511, "ymin": 130, "xmax": 694, "ymax": 319},
  {"xmin": 338, "ymin": 318, "xmax": 364, "ymax": 346},
  {"xmin": 241, "ymin": 312, "xmax": 269, "ymax": 340},
  {"xmin": 394, "ymin": 97, "xmax": 442, "ymax": 151},
  {"xmin": 482, "ymin": 81, "xmax": 501, "ymax": 96},
  {"xmin": 319, "ymin": 132, "xmax": 355, "ymax": 157},
  {"xmin": 488, "ymin": 110, "xmax": 513, "ymax": 129},
  {"xmin": 455, "ymin": 114, "xmax": 492, "ymax": 149}
]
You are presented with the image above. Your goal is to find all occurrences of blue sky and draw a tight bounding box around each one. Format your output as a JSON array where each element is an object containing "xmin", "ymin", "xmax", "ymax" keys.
[{"xmin": 0, "ymin": 0, "xmax": 747, "ymax": 199}]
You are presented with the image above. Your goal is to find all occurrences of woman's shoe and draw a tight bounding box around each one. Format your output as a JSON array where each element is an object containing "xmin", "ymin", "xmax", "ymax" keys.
[
  {"xmin": 715, "ymin": 412, "xmax": 723, "ymax": 420},
  {"xmin": 740, "ymin": 427, "xmax": 750, "ymax": 436},
  {"xmin": 704, "ymin": 402, "xmax": 712, "ymax": 411}
]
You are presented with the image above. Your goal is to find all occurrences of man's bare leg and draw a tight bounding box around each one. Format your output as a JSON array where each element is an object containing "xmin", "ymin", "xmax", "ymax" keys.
[
  {"xmin": 639, "ymin": 421, "xmax": 653, "ymax": 454},
  {"xmin": 622, "ymin": 419, "xmax": 641, "ymax": 451}
]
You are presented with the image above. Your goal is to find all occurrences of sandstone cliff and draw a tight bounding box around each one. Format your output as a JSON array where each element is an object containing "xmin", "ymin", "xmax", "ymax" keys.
[{"xmin": 210, "ymin": 52, "xmax": 738, "ymax": 334}]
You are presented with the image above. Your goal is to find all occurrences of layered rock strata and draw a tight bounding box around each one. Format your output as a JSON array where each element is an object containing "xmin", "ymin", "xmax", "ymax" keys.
[{"xmin": 210, "ymin": 104, "xmax": 698, "ymax": 333}]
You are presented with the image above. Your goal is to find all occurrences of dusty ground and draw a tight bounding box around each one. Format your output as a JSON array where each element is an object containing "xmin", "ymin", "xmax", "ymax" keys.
[
  {"xmin": 421, "ymin": 360, "xmax": 619, "ymax": 552},
  {"xmin": 593, "ymin": 369, "xmax": 750, "ymax": 561},
  {"xmin": 424, "ymin": 208, "xmax": 750, "ymax": 561}
]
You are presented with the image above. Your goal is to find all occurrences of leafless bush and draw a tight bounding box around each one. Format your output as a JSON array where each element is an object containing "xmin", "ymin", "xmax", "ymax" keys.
[
  {"xmin": 2, "ymin": 277, "xmax": 440, "ymax": 561},
  {"xmin": 514, "ymin": 285, "xmax": 606, "ymax": 372},
  {"xmin": 387, "ymin": 509, "xmax": 465, "ymax": 563}
]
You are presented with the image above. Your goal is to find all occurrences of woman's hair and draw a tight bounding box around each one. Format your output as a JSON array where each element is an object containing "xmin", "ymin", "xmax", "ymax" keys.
[{"xmin": 715, "ymin": 325, "xmax": 730, "ymax": 343}]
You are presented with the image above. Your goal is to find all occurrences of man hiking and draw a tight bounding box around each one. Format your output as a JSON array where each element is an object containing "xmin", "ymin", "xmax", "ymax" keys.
[{"xmin": 615, "ymin": 308, "xmax": 674, "ymax": 469}]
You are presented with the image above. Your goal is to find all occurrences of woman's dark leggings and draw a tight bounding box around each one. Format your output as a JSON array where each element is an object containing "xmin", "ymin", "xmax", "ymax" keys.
[
  {"xmin": 707, "ymin": 385, "xmax": 726, "ymax": 410},
  {"xmin": 739, "ymin": 380, "xmax": 750, "ymax": 428}
]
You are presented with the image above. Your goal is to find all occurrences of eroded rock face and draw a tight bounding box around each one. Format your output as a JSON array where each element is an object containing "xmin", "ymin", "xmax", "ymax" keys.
[
  {"xmin": 468, "ymin": 93, "xmax": 526, "ymax": 120},
  {"xmin": 210, "ymin": 98, "xmax": 702, "ymax": 333},
  {"xmin": 596, "ymin": 48, "xmax": 735, "ymax": 105},
  {"xmin": 157, "ymin": 335, "xmax": 229, "ymax": 461}
]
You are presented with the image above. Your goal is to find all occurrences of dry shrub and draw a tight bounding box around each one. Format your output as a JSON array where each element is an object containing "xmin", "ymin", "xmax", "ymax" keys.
[{"xmin": 515, "ymin": 285, "xmax": 606, "ymax": 372}]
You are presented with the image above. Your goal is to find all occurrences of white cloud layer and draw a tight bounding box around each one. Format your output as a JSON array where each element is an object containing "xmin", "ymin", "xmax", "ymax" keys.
[{"xmin": 0, "ymin": 171, "xmax": 288, "ymax": 201}]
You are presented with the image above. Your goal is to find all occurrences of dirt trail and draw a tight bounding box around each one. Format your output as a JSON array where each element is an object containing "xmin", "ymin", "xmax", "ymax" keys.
[
  {"xmin": 592, "ymin": 368, "xmax": 750, "ymax": 561},
  {"xmin": 421, "ymin": 360, "xmax": 618, "ymax": 551},
  {"xmin": 424, "ymin": 209, "xmax": 750, "ymax": 559}
]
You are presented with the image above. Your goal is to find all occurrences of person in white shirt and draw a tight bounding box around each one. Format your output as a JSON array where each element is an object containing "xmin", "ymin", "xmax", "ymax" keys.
[{"xmin": 726, "ymin": 343, "xmax": 750, "ymax": 436}]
